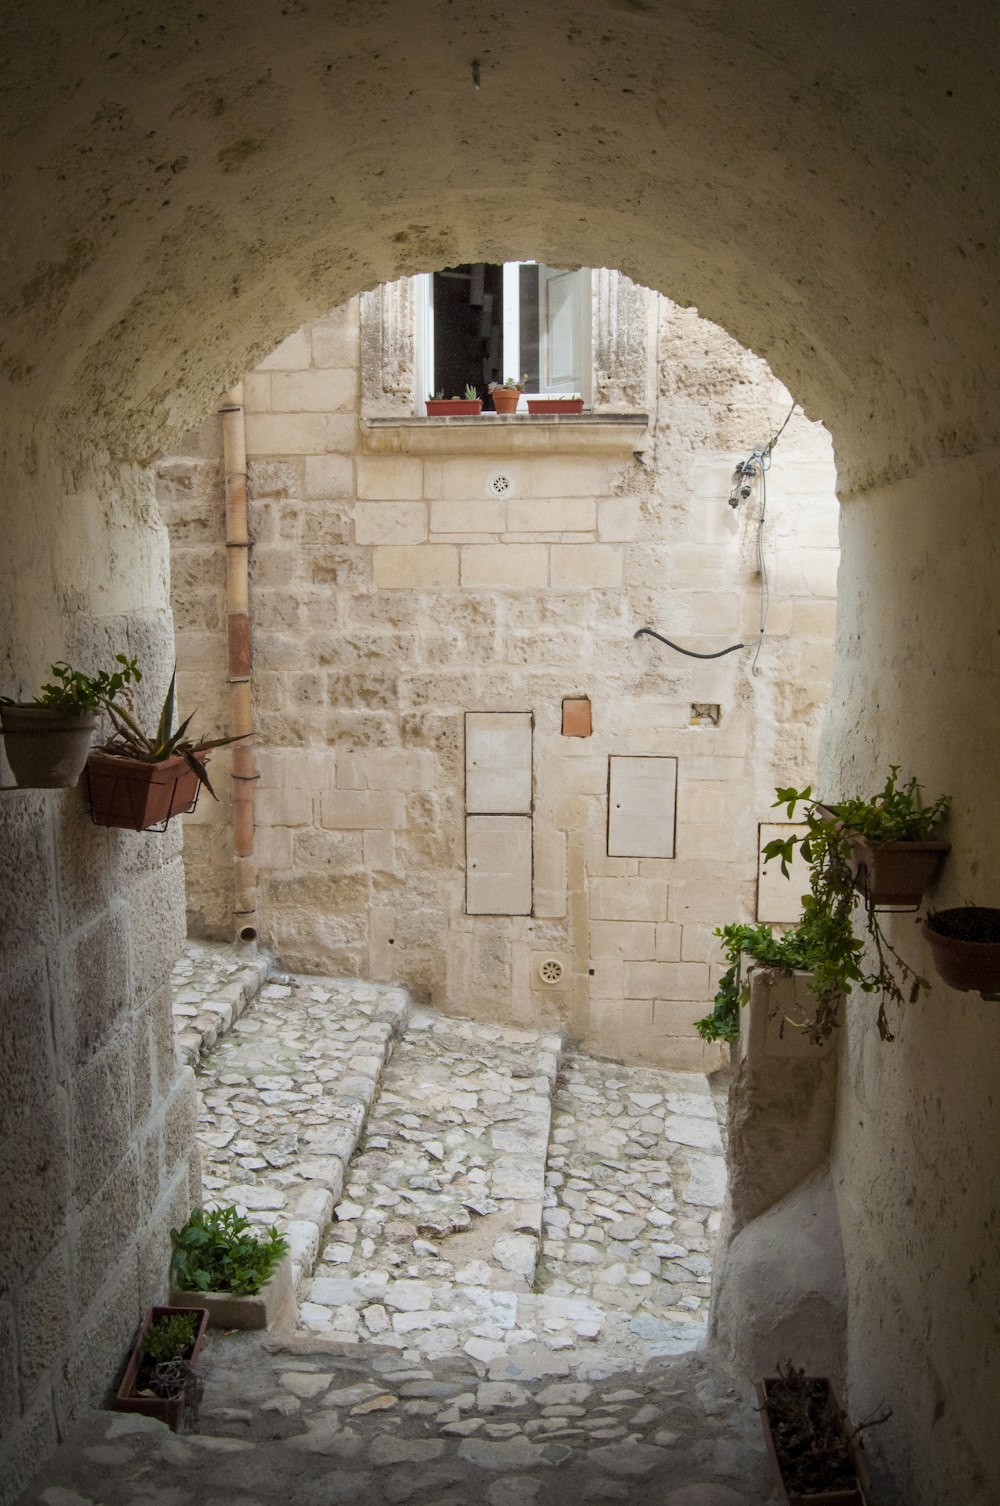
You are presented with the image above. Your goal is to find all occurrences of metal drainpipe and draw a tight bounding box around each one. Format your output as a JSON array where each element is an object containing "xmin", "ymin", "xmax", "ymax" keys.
[{"xmin": 220, "ymin": 384, "xmax": 258, "ymax": 942}]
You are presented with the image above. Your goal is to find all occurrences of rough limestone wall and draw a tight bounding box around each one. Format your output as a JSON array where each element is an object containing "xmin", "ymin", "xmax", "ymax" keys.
[
  {"xmin": 156, "ymin": 414, "xmax": 232, "ymax": 936},
  {"xmin": 0, "ymin": 412, "xmax": 199, "ymax": 1506},
  {"xmin": 823, "ymin": 458, "xmax": 1000, "ymax": 1506},
  {"xmin": 162, "ymin": 291, "xmax": 838, "ymax": 1070}
]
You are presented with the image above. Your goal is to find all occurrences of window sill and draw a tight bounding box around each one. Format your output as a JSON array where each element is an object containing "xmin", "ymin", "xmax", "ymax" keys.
[{"xmin": 361, "ymin": 413, "xmax": 649, "ymax": 457}]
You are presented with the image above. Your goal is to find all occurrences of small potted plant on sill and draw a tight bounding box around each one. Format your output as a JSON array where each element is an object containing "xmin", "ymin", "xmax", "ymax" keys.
[
  {"xmin": 86, "ymin": 667, "xmax": 248, "ymax": 831},
  {"xmin": 115, "ymin": 1304, "xmax": 210, "ymax": 1432},
  {"xmin": 168, "ymin": 1204, "xmax": 292, "ymax": 1330},
  {"xmin": 694, "ymin": 920, "xmax": 838, "ymax": 1048},
  {"xmin": 921, "ymin": 906, "xmax": 1000, "ymax": 995},
  {"xmin": 426, "ymin": 384, "xmax": 483, "ymax": 416},
  {"xmin": 757, "ymin": 1362, "xmax": 889, "ymax": 1505},
  {"xmin": 0, "ymin": 656, "xmax": 140, "ymax": 789},
  {"xmin": 527, "ymin": 393, "xmax": 585, "ymax": 415},
  {"xmin": 488, "ymin": 375, "xmax": 525, "ymax": 414}
]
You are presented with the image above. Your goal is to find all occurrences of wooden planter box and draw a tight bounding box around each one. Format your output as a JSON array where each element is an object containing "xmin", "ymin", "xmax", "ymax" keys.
[
  {"xmin": 86, "ymin": 750, "xmax": 207, "ymax": 830},
  {"xmin": 757, "ymin": 1376, "xmax": 870, "ymax": 1505},
  {"xmin": 114, "ymin": 1305, "xmax": 209, "ymax": 1432},
  {"xmin": 169, "ymin": 1254, "xmax": 295, "ymax": 1330},
  {"xmin": 425, "ymin": 398, "xmax": 482, "ymax": 416}
]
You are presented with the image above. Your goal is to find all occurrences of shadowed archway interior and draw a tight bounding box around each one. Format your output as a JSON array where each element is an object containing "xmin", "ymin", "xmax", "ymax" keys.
[{"xmin": 1, "ymin": 6, "xmax": 998, "ymax": 1504}]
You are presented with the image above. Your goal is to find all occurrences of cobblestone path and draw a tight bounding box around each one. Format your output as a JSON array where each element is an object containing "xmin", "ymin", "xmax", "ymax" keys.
[{"xmin": 21, "ymin": 1335, "xmax": 775, "ymax": 1506}]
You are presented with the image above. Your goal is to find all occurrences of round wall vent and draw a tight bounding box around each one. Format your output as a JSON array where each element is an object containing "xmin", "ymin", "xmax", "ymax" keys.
[
  {"xmin": 538, "ymin": 957, "xmax": 565, "ymax": 986},
  {"xmin": 488, "ymin": 471, "xmax": 513, "ymax": 497}
]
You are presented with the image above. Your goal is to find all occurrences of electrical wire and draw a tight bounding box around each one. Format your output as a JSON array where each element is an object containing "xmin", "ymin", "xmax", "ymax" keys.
[{"xmin": 634, "ymin": 400, "xmax": 794, "ymax": 669}]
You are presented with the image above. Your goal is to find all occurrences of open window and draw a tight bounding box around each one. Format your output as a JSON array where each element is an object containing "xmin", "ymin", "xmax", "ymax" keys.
[{"xmin": 415, "ymin": 262, "xmax": 592, "ymax": 413}]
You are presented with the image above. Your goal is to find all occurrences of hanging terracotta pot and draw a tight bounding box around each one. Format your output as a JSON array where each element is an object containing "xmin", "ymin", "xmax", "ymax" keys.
[
  {"xmin": 0, "ymin": 705, "xmax": 96, "ymax": 788},
  {"xmin": 86, "ymin": 751, "xmax": 207, "ymax": 831},
  {"xmin": 921, "ymin": 907, "xmax": 1000, "ymax": 993},
  {"xmin": 846, "ymin": 832, "xmax": 950, "ymax": 910}
]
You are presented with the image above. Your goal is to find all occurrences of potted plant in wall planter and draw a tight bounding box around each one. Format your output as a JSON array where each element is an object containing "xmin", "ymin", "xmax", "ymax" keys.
[
  {"xmin": 921, "ymin": 906, "xmax": 1000, "ymax": 996},
  {"xmin": 0, "ymin": 656, "xmax": 140, "ymax": 789},
  {"xmin": 168, "ymin": 1205, "xmax": 292, "ymax": 1330},
  {"xmin": 757, "ymin": 1363, "xmax": 888, "ymax": 1504},
  {"xmin": 527, "ymin": 393, "xmax": 584, "ymax": 414},
  {"xmin": 115, "ymin": 1305, "xmax": 210, "ymax": 1432},
  {"xmin": 488, "ymin": 376, "xmax": 525, "ymax": 414},
  {"xmin": 757, "ymin": 768, "xmax": 950, "ymax": 1041},
  {"xmin": 86, "ymin": 668, "xmax": 248, "ymax": 831},
  {"xmin": 426, "ymin": 385, "xmax": 483, "ymax": 416}
]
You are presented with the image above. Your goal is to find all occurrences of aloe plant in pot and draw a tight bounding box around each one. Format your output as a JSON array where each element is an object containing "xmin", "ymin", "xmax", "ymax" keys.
[{"xmin": 86, "ymin": 667, "xmax": 248, "ymax": 831}]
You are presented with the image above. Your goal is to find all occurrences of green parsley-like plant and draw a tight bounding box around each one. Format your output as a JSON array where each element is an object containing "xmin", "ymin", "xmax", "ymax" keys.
[
  {"xmin": 142, "ymin": 1311, "xmax": 198, "ymax": 1364},
  {"xmin": 170, "ymin": 1205, "xmax": 289, "ymax": 1296},
  {"xmin": 694, "ymin": 922, "xmax": 820, "ymax": 1043},
  {"xmin": 0, "ymin": 655, "xmax": 141, "ymax": 716}
]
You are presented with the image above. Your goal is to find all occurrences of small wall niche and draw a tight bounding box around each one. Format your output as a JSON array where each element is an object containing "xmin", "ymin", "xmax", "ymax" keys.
[
  {"xmin": 690, "ymin": 703, "xmax": 721, "ymax": 726},
  {"xmin": 562, "ymin": 696, "xmax": 592, "ymax": 737}
]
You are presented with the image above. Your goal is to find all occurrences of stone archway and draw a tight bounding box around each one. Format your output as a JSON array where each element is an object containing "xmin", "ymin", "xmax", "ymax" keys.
[{"xmin": 2, "ymin": 7, "xmax": 999, "ymax": 1502}]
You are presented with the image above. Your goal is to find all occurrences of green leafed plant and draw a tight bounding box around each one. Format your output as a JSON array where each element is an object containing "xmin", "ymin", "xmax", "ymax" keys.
[
  {"xmin": 142, "ymin": 1311, "xmax": 198, "ymax": 1364},
  {"xmin": 97, "ymin": 666, "xmax": 246, "ymax": 800},
  {"xmin": 170, "ymin": 1205, "xmax": 289, "ymax": 1296},
  {"xmin": 695, "ymin": 922, "xmax": 822, "ymax": 1043},
  {"xmin": 463, "ymin": 383, "xmax": 478, "ymax": 401},
  {"xmin": 1, "ymin": 655, "xmax": 141, "ymax": 716},
  {"xmin": 751, "ymin": 767, "xmax": 950, "ymax": 1042}
]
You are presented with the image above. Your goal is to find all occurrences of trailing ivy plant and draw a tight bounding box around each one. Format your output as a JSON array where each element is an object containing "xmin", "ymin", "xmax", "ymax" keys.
[
  {"xmin": 170, "ymin": 1205, "xmax": 289, "ymax": 1296},
  {"xmin": 695, "ymin": 922, "xmax": 819, "ymax": 1043}
]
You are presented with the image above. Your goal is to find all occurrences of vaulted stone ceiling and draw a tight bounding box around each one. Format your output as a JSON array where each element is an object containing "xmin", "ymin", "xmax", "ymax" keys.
[{"xmin": 2, "ymin": 1, "xmax": 998, "ymax": 486}]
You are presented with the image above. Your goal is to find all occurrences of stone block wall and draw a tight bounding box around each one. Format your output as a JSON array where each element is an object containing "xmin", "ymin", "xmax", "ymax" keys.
[
  {"xmin": 161, "ymin": 287, "xmax": 839, "ymax": 1069},
  {"xmin": 0, "ymin": 415, "xmax": 198, "ymax": 1505}
]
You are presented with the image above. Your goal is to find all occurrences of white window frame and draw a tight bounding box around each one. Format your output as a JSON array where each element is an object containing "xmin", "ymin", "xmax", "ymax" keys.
[{"xmin": 414, "ymin": 263, "xmax": 592, "ymax": 413}]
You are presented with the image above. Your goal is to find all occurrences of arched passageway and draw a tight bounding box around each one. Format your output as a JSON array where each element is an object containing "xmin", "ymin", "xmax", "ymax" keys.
[{"xmin": 1, "ymin": 7, "xmax": 999, "ymax": 1504}]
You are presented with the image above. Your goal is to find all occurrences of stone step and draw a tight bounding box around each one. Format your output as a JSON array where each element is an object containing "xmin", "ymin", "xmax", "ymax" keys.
[
  {"xmin": 193, "ymin": 972, "xmax": 412, "ymax": 1293},
  {"xmin": 296, "ymin": 1007, "xmax": 564, "ymax": 1345},
  {"xmin": 171, "ymin": 939, "xmax": 272, "ymax": 1063}
]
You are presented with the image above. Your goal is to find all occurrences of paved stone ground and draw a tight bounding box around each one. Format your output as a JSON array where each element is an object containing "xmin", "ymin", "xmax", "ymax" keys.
[
  {"xmin": 19, "ymin": 1331, "xmax": 777, "ymax": 1505},
  {"xmin": 19, "ymin": 944, "xmax": 786, "ymax": 1504}
]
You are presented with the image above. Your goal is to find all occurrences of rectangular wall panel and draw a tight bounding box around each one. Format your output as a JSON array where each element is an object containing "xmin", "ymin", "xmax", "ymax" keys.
[
  {"xmin": 757, "ymin": 822, "xmax": 811, "ymax": 922},
  {"xmin": 607, "ymin": 755, "xmax": 677, "ymax": 858},
  {"xmin": 466, "ymin": 815, "xmax": 533, "ymax": 915},
  {"xmin": 465, "ymin": 711, "xmax": 533, "ymax": 814}
]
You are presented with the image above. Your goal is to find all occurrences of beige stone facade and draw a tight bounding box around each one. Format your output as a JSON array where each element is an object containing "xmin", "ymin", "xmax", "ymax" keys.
[{"xmin": 160, "ymin": 281, "xmax": 838, "ymax": 1070}]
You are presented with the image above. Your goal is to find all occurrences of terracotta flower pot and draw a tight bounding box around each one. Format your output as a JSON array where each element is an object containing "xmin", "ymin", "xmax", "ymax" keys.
[
  {"xmin": 491, "ymin": 387, "xmax": 521, "ymax": 413},
  {"xmin": 921, "ymin": 907, "xmax": 1000, "ymax": 993},
  {"xmin": 526, "ymin": 396, "xmax": 584, "ymax": 414},
  {"xmin": 425, "ymin": 398, "xmax": 482, "ymax": 416},
  {"xmin": 757, "ymin": 1375, "xmax": 870, "ymax": 1505},
  {"xmin": 86, "ymin": 750, "xmax": 207, "ymax": 830},
  {"xmin": 846, "ymin": 831, "xmax": 950, "ymax": 910},
  {"xmin": 0, "ymin": 705, "xmax": 96, "ymax": 788},
  {"xmin": 115, "ymin": 1305, "xmax": 210, "ymax": 1432}
]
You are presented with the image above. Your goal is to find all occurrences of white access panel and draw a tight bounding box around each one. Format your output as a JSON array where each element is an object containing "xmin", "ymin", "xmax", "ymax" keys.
[
  {"xmin": 757, "ymin": 822, "xmax": 811, "ymax": 923},
  {"xmin": 607, "ymin": 756, "xmax": 678, "ymax": 859},
  {"xmin": 465, "ymin": 712, "xmax": 533, "ymax": 815},
  {"xmin": 466, "ymin": 815, "xmax": 533, "ymax": 915}
]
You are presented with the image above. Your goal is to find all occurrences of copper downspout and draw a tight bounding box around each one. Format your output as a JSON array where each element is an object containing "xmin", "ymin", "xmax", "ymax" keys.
[{"xmin": 220, "ymin": 385, "xmax": 257, "ymax": 941}]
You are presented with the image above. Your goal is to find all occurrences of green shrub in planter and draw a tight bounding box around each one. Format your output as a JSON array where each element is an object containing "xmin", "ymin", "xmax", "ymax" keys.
[{"xmin": 170, "ymin": 1206, "xmax": 289, "ymax": 1296}]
